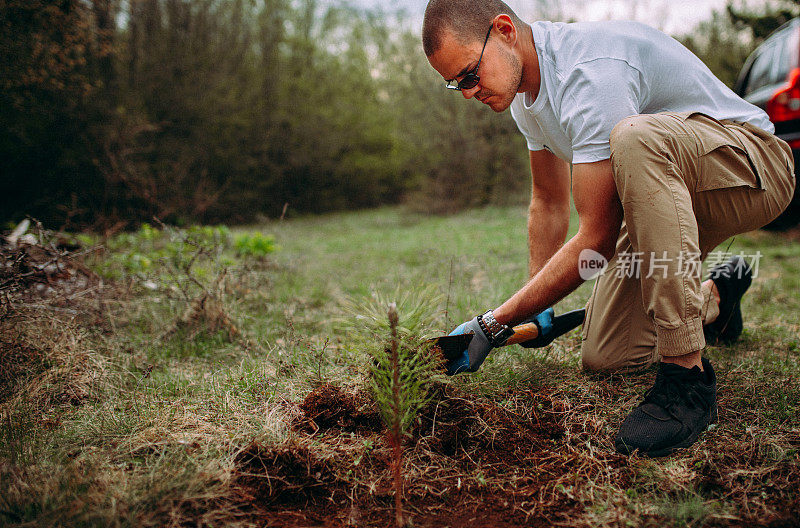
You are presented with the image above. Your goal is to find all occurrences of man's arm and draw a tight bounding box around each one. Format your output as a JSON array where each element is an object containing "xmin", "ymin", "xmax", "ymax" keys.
[
  {"xmin": 528, "ymin": 149, "xmax": 571, "ymax": 278},
  {"xmin": 493, "ymin": 159, "xmax": 623, "ymax": 326}
]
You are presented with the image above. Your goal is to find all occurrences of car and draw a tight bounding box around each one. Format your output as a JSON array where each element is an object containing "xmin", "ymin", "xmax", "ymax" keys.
[{"xmin": 735, "ymin": 17, "xmax": 800, "ymax": 230}]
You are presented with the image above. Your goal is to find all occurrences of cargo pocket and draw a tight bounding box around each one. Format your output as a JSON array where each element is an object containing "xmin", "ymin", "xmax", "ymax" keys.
[
  {"xmin": 696, "ymin": 141, "xmax": 764, "ymax": 192},
  {"xmin": 681, "ymin": 112, "xmax": 764, "ymax": 192}
]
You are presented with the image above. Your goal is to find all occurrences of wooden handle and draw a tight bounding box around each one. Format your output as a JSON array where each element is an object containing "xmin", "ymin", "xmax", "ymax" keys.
[{"xmin": 506, "ymin": 322, "xmax": 539, "ymax": 345}]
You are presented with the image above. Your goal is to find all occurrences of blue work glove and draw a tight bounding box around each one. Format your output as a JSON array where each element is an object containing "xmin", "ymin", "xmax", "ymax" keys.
[
  {"xmin": 445, "ymin": 316, "xmax": 493, "ymax": 376},
  {"xmin": 518, "ymin": 307, "xmax": 555, "ymax": 348}
]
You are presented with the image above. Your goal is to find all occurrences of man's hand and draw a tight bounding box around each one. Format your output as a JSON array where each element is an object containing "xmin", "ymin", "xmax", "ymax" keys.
[{"xmin": 445, "ymin": 317, "xmax": 493, "ymax": 375}]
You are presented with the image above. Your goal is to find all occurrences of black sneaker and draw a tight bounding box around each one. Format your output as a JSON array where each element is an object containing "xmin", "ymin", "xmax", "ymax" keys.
[
  {"xmin": 703, "ymin": 256, "xmax": 752, "ymax": 346},
  {"xmin": 614, "ymin": 358, "xmax": 717, "ymax": 457}
]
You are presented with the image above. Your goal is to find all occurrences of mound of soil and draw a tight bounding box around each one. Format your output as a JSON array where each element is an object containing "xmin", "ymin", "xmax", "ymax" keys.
[
  {"xmin": 413, "ymin": 385, "xmax": 564, "ymax": 464},
  {"xmin": 235, "ymin": 441, "xmax": 345, "ymax": 507},
  {"xmin": 0, "ymin": 238, "xmax": 99, "ymax": 303},
  {"xmin": 697, "ymin": 443, "xmax": 800, "ymax": 527},
  {"xmin": 234, "ymin": 382, "xmax": 598, "ymax": 527},
  {"xmin": 295, "ymin": 382, "xmax": 565, "ymax": 461},
  {"xmin": 297, "ymin": 383, "xmax": 383, "ymax": 433}
]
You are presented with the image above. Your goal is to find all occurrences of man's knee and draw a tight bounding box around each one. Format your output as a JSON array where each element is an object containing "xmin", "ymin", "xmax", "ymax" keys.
[
  {"xmin": 581, "ymin": 341, "xmax": 614, "ymax": 371},
  {"xmin": 581, "ymin": 328, "xmax": 621, "ymax": 371},
  {"xmin": 581, "ymin": 343, "xmax": 657, "ymax": 372},
  {"xmin": 581, "ymin": 329, "xmax": 658, "ymax": 372}
]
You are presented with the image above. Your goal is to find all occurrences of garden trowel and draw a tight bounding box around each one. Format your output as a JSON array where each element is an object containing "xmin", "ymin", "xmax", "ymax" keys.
[{"xmin": 430, "ymin": 308, "xmax": 586, "ymax": 360}]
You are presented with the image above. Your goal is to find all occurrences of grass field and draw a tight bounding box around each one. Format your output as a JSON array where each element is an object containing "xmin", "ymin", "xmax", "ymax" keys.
[{"xmin": 1, "ymin": 205, "xmax": 799, "ymax": 527}]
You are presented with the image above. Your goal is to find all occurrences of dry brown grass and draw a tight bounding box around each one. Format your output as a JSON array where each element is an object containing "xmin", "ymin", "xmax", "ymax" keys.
[{"xmin": 1, "ymin": 311, "xmax": 105, "ymax": 416}]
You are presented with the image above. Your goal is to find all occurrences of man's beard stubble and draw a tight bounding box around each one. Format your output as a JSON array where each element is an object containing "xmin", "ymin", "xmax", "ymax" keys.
[{"xmin": 482, "ymin": 50, "xmax": 523, "ymax": 112}]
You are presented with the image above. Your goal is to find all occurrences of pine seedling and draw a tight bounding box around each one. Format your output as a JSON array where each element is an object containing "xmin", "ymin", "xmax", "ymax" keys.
[
  {"xmin": 374, "ymin": 302, "xmax": 438, "ymax": 527},
  {"xmin": 338, "ymin": 289, "xmax": 442, "ymax": 526},
  {"xmin": 388, "ymin": 303, "xmax": 404, "ymax": 527}
]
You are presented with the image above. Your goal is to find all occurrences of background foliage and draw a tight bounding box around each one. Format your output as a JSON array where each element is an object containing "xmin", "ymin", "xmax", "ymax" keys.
[
  {"xmin": 1, "ymin": 0, "xmax": 798, "ymax": 228},
  {"xmin": 679, "ymin": 0, "xmax": 800, "ymax": 88}
]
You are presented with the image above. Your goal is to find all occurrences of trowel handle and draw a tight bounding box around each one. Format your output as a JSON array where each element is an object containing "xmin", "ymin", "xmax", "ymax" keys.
[
  {"xmin": 505, "ymin": 322, "xmax": 540, "ymax": 345},
  {"xmin": 506, "ymin": 308, "xmax": 586, "ymax": 348}
]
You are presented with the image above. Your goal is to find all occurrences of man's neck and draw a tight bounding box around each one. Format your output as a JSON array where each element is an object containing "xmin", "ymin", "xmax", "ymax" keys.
[{"xmin": 518, "ymin": 24, "xmax": 541, "ymax": 96}]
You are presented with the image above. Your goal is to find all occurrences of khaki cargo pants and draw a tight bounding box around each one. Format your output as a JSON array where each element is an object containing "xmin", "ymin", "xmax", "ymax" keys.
[{"xmin": 582, "ymin": 112, "xmax": 796, "ymax": 371}]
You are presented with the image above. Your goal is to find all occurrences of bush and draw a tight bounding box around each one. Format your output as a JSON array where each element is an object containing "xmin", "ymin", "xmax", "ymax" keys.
[
  {"xmin": 234, "ymin": 232, "xmax": 278, "ymax": 258},
  {"xmin": 92, "ymin": 224, "xmax": 273, "ymax": 283}
]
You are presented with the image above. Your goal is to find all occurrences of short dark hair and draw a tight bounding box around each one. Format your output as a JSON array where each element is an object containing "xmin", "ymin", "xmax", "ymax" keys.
[{"xmin": 422, "ymin": 0, "xmax": 522, "ymax": 57}]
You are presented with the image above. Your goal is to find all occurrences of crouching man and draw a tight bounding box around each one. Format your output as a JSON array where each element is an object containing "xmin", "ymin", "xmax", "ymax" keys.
[{"xmin": 422, "ymin": 0, "xmax": 795, "ymax": 456}]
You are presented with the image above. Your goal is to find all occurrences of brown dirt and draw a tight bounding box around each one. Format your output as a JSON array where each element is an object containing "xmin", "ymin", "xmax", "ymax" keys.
[
  {"xmin": 412, "ymin": 384, "xmax": 564, "ymax": 463},
  {"xmin": 232, "ymin": 382, "xmax": 624, "ymax": 527},
  {"xmin": 697, "ymin": 438, "xmax": 800, "ymax": 527},
  {"xmin": 234, "ymin": 441, "xmax": 346, "ymax": 507},
  {"xmin": 782, "ymin": 224, "xmax": 800, "ymax": 243},
  {"xmin": 296, "ymin": 383, "xmax": 383, "ymax": 433},
  {"xmin": 0, "ymin": 238, "xmax": 101, "ymax": 304}
]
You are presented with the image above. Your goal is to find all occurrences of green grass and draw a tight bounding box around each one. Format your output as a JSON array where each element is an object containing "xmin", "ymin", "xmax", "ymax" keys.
[{"xmin": 1, "ymin": 205, "xmax": 799, "ymax": 527}]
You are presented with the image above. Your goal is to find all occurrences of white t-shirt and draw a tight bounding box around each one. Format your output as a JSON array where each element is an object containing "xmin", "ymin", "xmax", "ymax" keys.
[{"xmin": 510, "ymin": 20, "xmax": 774, "ymax": 164}]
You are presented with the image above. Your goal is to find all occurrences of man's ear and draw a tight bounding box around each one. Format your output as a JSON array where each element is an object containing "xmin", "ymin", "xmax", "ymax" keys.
[{"xmin": 492, "ymin": 14, "xmax": 517, "ymax": 47}]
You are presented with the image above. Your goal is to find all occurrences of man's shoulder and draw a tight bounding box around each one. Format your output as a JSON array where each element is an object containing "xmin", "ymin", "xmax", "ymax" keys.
[
  {"xmin": 538, "ymin": 20, "xmax": 670, "ymax": 68},
  {"xmin": 536, "ymin": 19, "xmax": 662, "ymax": 40}
]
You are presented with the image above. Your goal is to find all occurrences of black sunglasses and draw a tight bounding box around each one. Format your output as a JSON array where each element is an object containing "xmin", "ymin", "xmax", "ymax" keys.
[{"xmin": 446, "ymin": 25, "xmax": 493, "ymax": 91}]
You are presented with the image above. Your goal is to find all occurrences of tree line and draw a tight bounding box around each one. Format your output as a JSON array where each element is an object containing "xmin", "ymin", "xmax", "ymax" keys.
[
  {"xmin": 0, "ymin": 0, "xmax": 528, "ymax": 229},
  {"xmin": 0, "ymin": 0, "xmax": 795, "ymax": 229}
]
